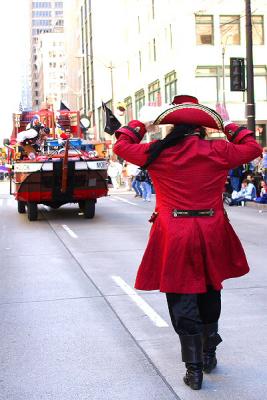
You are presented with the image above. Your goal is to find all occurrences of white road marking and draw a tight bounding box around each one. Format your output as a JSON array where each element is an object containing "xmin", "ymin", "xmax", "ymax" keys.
[
  {"xmin": 111, "ymin": 275, "xmax": 169, "ymax": 328},
  {"xmin": 0, "ymin": 199, "xmax": 3, "ymax": 207},
  {"xmin": 113, "ymin": 196, "xmax": 139, "ymax": 206},
  {"xmin": 62, "ymin": 224, "xmax": 78, "ymax": 239},
  {"xmin": 109, "ymin": 197, "xmax": 118, "ymax": 202}
]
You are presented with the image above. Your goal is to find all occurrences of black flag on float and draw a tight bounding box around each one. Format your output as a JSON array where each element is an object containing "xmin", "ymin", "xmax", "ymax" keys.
[
  {"xmin": 60, "ymin": 101, "xmax": 70, "ymax": 111},
  {"xmin": 102, "ymin": 102, "xmax": 121, "ymax": 135}
]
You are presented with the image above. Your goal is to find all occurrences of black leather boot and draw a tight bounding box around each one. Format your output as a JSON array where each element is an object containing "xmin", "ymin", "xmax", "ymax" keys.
[
  {"xmin": 202, "ymin": 322, "xmax": 222, "ymax": 373},
  {"xmin": 179, "ymin": 334, "xmax": 203, "ymax": 390}
]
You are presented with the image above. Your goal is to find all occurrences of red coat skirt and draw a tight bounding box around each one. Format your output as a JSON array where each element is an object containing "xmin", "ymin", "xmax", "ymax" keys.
[{"xmin": 114, "ymin": 131, "xmax": 262, "ymax": 293}]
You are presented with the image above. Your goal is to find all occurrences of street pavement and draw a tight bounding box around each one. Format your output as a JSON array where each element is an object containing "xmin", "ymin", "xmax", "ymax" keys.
[{"xmin": 0, "ymin": 181, "xmax": 267, "ymax": 400}]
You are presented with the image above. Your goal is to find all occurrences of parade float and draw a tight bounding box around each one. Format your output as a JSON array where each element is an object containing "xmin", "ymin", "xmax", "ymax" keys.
[{"xmin": 6, "ymin": 104, "xmax": 109, "ymax": 221}]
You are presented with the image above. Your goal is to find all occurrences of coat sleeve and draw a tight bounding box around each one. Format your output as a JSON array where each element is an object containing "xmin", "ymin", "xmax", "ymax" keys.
[
  {"xmin": 113, "ymin": 120, "xmax": 152, "ymax": 166},
  {"xmin": 212, "ymin": 123, "xmax": 262, "ymax": 169}
]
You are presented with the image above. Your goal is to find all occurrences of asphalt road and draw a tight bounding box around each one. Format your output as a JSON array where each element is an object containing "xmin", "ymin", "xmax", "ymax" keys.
[{"xmin": 0, "ymin": 182, "xmax": 267, "ymax": 400}]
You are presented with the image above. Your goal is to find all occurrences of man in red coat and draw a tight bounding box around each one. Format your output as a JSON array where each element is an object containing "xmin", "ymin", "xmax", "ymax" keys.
[{"xmin": 113, "ymin": 95, "xmax": 262, "ymax": 390}]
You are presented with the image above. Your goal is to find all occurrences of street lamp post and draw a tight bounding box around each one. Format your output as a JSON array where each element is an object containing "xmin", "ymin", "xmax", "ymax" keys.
[
  {"xmin": 245, "ymin": 0, "xmax": 255, "ymax": 132},
  {"xmin": 107, "ymin": 61, "xmax": 115, "ymax": 112}
]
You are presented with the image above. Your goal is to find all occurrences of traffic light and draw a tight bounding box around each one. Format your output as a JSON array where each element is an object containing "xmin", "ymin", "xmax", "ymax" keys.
[{"xmin": 230, "ymin": 57, "xmax": 246, "ymax": 91}]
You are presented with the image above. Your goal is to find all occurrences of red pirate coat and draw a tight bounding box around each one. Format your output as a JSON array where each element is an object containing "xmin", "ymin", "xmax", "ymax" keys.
[{"xmin": 113, "ymin": 123, "xmax": 262, "ymax": 294}]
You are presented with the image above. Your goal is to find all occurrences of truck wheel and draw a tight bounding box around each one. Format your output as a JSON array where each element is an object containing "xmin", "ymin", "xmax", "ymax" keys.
[
  {"xmin": 78, "ymin": 201, "xmax": 85, "ymax": 210},
  {"xmin": 84, "ymin": 200, "xmax": 95, "ymax": 219},
  {"xmin": 18, "ymin": 201, "xmax": 26, "ymax": 214},
  {"xmin": 27, "ymin": 202, "xmax": 38, "ymax": 221}
]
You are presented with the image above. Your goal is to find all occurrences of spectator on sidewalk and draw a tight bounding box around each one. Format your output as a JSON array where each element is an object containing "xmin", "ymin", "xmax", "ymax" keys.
[
  {"xmin": 254, "ymin": 179, "xmax": 267, "ymax": 204},
  {"xmin": 229, "ymin": 179, "xmax": 257, "ymax": 206},
  {"xmin": 229, "ymin": 166, "xmax": 243, "ymax": 192},
  {"xmin": 262, "ymin": 147, "xmax": 267, "ymax": 184},
  {"xmin": 138, "ymin": 169, "xmax": 153, "ymax": 202},
  {"xmin": 131, "ymin": 167, "xmax": 142, "ymax": 198},
  {"xmin": 108, "ymin": 159, "xmax": 122, "ymax": 189}
]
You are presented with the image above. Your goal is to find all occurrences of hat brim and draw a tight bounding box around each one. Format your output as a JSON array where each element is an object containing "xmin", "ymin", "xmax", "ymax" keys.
[{"xmin": 153, "ymin": 104, "xmax": 223, "ymax": 131}]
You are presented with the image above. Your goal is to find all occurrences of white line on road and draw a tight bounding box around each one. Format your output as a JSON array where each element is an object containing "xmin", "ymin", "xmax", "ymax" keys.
[
  {"xmin": 111, "ymin": 275, "xmax": 169, "ymax": 328},
  {"xmin": 62, "ymin": 224, "xmax": 78, "ymax": 239},
  {"xmin": 0, "ymin": 199, "xmax": 3, "ymax": 207},
  {"xmin": 113, "ymin": 196, "xmax": 139, "ymax": 206}
]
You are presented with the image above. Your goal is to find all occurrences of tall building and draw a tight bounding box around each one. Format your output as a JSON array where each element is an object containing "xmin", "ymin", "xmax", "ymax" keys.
[
  {"xmin": 37, "ymin": 32, "xmax": 66, "ymax": 108},
  {"xmin": 30, "ymin": 0, "xmax": 64, "ymax": 110}
]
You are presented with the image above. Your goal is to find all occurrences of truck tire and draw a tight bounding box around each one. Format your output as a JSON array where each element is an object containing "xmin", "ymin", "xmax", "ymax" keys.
[
  {"xmin": 27, "ymin": 202, "xmax": 38, "ymax": 221},
  {"xmin": 18, "ymin": 201, "xmax": 26, "ymax": 214},
  {"xmin": 78, "ymin": 201, "xmax": 85, "ymax": 210},
  {"xmin": 84, "ymin": 200, "xmax": 95, "ymax": 219}
]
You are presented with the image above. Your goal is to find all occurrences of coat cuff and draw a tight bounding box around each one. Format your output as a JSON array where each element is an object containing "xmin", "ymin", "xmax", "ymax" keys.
[
  {"xmin": 224, "ymin": 123, "xmax": 254, "ymax": 144},
  {"xmin": 115, "ymin": 120, "xmax": 147, "ymax": 143}
]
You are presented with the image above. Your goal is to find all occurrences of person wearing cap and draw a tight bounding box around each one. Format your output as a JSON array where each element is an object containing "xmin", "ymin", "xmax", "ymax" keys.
[{"xmin": 112, "ymin": 95, "xmax": 262, "ymax": 390}]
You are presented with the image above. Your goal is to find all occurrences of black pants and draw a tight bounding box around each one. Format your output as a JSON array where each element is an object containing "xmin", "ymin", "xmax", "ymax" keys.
[{"xmin": 166, "ymin": 287, "xmax": 221, "ymax": 335}]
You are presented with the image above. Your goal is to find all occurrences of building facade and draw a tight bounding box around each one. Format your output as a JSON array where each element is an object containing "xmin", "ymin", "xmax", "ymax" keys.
[
  {"xmin": 64, "ymin": 0, "xmax": 267, "ymax": 146},
  {"xmin": 30, "ymin": 0, "xmax": 64, "ymax": 110}
]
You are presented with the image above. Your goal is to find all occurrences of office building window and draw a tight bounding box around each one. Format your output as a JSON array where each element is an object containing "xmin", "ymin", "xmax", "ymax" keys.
[
  {"xmin": 137, "ymin": 16, "xmax": 141, "ymax": 33},
  {"xmin": 220, "ymin": 15, "xmax": 240, "ymax": 45},
  {"xmin": 196, "ymin": 66, "xmax": 245, "ymax": 104},
  {"xmin": 254, "ymin": 66, "xmax": 267, "ymax": 101},
  {"xmin": 165, "ymin": 71, "xmax": 177, "ymax": 103},
  {"xmin": 169, "ymin": 24, "xmax": 173, "ymax": 48},
  {"xmin": 252, "ymin": 15, "xmax": 264, "ymax": 45},
  {"xmin": 124, "ymin": 96, "xmax": 133, "ymax": 123},
  {"xmin": 153, "ymin": 38, "xmax": 156, "ymax": 61},
  {"xmin": 148, "ymin": 80, "xmax": 161, "ymax": 105},
  {"xmin": 135, "ymin": 89, "xmax": 145, "ymax": 118},
  {"xmin": 196, "ymin": 15, "xmax": 214, "ymax": 45},
  {"xmin": 151, "ymin": 0, "xmax": 155, "ymax": 19}
]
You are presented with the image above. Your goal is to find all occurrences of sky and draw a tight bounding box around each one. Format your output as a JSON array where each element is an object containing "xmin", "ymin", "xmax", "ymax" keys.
[{"xmin": 0, "ymin": 0, "xmax": 28, "ymax": 144}]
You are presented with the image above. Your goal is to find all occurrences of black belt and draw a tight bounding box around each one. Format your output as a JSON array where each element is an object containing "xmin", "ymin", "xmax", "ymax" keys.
[{"xmin": 172, "ymin": 209, "xmax": 215, "ymax": 217}]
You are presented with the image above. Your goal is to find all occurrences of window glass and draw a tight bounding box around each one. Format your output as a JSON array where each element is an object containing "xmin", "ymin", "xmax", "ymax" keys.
[
  {"xmin": 220, "ymin": 15, "xmax": 240, "ymax": 45},
  {"xmin": 124, "ymin": 96, "xmax": 133, "ymax": 123},
  {"xmin": 165, "ymin": 71, "xmax": 177, "ymax": 103},
  {"xmin": 196, "ymin": 15, "xmax": 214, "ymax": 45},
  {"xmin": 254, "ymin": 76, "xmax": 267, "ymax": 100},
  {"xmin": 148, "ymin": 80, "xmax": 161, "ymax": 105},
  {"xmin": 252, "ymin": 15, "xmax": 264, "ymax": 45},
  {"xmin": 135, "ymin": 89, "xmax": 145, "ymax": 118}
]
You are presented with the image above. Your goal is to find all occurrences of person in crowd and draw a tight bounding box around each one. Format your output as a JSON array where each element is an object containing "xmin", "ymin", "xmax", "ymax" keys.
[
  {"xmin": 107, "ymin": 159, "xmax": 122, "ymax": 189},
  {"xmin": 230, "ymin": 179, "xmax": 257, "ymax": 206},
  {"xmin": 228, "ymin": 166, "xmax": 243, "ymax": 192},
  {"xmin": 121, "ymin": 162, "xmax": 130, "ymax": 190},
  {"xmin": 136, "ymin": 169, "xmax": 153, "ymax": 202},
  {"xmin": 112, "ymin": 95, "xmax": 262, "ymax": 390},
  {"xmin": 223, "ymin": 176, "xmax": 232, "ymax": 205},
  {"xmin": 130, "ymin": 164, "xmax": 143, "ymax": 197},
  {"xmin": 125, "ymin": 162, "xmax": 140, "ymax": 195},
  {"xmin": 262, "ymin": 147, "xmax": 267, "ymax": 184},
  {"xmin": 253, "ymin": 179, "xmax": 267, "ymax": 204},
  {"xmin": 246, "ymin": 174, "xmax": 259, "ymax": 197}
]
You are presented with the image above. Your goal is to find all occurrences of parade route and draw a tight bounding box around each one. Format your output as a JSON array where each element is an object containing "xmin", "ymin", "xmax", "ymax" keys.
[{"xmin": 0, "ymin": 182, "xmax": 267, "ymax": 400}]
